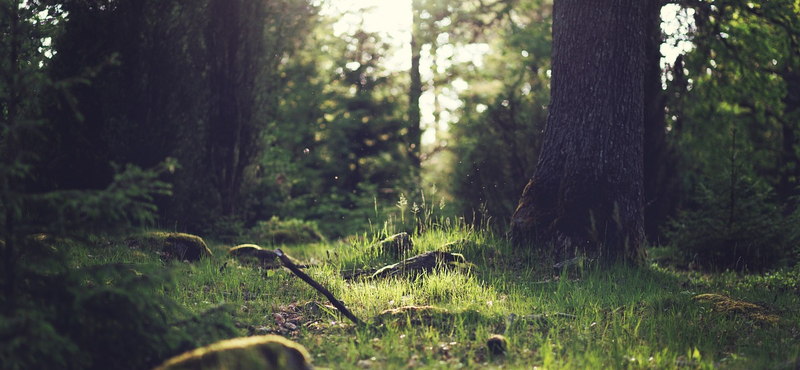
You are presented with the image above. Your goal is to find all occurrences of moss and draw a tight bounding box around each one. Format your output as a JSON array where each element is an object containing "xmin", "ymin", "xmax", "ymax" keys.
[
  {"xmin": 152, "ymin": 335, "xmax": 312, "ymax": 370},
  {"xmin": 694, "ymin": 293, "xmax": 779, "ymax": 324}
]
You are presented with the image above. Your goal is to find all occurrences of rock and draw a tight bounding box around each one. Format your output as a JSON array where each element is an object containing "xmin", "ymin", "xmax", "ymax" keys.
[
  {"xmin": 132, "ymin": 232, "xmax": 212, "ymax": 262},
  {"xmin": 152, "ymin": 335, "xmax": 313, "ymax": 370},
  {"xmin": 486, "ymin": 334, "xmax": 507, "ymax": 356},
  {"xmin": 163, "ymin": 233, "xmax": 212, "ymax": 261}
]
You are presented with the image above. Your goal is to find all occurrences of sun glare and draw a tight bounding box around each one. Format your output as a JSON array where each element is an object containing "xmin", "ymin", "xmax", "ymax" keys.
[{"xmin": 324, "ymin": 0, "xmax": 413, "ymax": 70}]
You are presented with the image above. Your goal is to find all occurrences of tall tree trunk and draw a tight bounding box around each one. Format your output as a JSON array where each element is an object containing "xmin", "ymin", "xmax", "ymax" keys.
[
  {"xmin": 408, "ymin": 0, "xmax": 423, "ymax": 174},
  {"xmin": 510, "ymin": 0, "xmax": 647, "ymax": 263}
]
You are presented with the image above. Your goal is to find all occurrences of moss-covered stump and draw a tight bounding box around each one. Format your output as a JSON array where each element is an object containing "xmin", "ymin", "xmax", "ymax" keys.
[
  {"xmin": 229, "ymin": 244, "xmax": 279, "ymax": 267},
  {"xmin": 152, "ymin": 335, "xmax": 312, "ymax": 370},
  {"xmin": 375, "ymin": 232, "xmax": 413, "ymax": 258},
  {"xmin": 128, "ymin": 232, "xmax": 212, "ymax": 262},
  {"xmin": 371, "ymin": 251, "xmax": 469, "ymax": 279}
]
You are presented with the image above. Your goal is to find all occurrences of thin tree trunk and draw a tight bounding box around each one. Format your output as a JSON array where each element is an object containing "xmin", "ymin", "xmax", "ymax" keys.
[
  {"xmin": 408, "ymin": 0, "xmax": 423, "ymax": 173},
  {"xmin": 643, "ymin": 0, "xmax": 678, "ymax": 244},
  {"xmin": 510, "ymin": 0, "xmax": 647, "ymax": 263},
  {"xmin": 778, "ymin": 71, "xmax": 800, "ymax": 215}
]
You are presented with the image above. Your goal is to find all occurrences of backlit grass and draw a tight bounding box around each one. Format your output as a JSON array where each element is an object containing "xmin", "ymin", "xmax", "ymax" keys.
[{"xmin": 69, "ymin": 224, "xmax": 800, "ymax": 369}]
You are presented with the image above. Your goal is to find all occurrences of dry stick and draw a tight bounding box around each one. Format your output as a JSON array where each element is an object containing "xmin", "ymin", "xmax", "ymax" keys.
[{"xmin": 274, "ymin": 249, "xmax": 365, "ymax": 326}]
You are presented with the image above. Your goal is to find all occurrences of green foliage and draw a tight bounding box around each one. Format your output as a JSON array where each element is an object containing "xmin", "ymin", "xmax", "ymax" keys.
[
  {"xmin": 244, "ymin": 217, "xmax": 326, "ymax": 246},
  {"xmin": 660, "ymin": 1, "xmax": 800, "ymax": 268},
  {"xmin": 0, "ymin": 239, "xmax": 238, "ymax": 370}
]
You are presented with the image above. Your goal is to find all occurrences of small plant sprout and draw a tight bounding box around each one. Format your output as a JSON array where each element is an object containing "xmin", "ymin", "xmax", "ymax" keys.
[{"xmin": 397, "ymin": 193, "xmax": 408, "ymax": 224}]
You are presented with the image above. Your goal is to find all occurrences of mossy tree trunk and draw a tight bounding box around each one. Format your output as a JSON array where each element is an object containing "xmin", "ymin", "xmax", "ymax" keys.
[{"xmin": 510, "ymin": 0, "xmax": 647, "ymax": 263}]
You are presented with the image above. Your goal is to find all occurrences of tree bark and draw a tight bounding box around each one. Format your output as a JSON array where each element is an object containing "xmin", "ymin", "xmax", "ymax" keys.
[{"xmin": 510, "ymin": 0, "xmax": 647, "ymax": 263}]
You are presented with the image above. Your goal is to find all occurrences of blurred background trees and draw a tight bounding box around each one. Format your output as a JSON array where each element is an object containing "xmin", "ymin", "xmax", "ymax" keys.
[
  {"xmin": 2, "ymin": 1, "xmax": 799, "ymax": 368},
  {"xmin": 3, "ymin": 0, "xmax": 800, "ymax": 268}
]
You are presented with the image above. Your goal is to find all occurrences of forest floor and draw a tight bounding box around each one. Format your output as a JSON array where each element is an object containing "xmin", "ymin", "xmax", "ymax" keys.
[{"xmin": 71, "ymin": 226, "xmax": 800, "ymax": 369}]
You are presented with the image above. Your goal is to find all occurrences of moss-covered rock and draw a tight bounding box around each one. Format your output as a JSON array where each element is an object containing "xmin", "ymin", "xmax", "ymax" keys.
[
  {"xmin": 128, "ymin": 232, "xmax": 212, "ymax": 262},
  {"xmin": 229, "ymin": 244, "xmax": 279, "ymax": 267},
  {"xmin": 152, "ymin": 335, "xmax": 312, "ymax": 370},
  {"xmin": 486, "ymin": 334, "xmax": 507, "ymax": 356}
]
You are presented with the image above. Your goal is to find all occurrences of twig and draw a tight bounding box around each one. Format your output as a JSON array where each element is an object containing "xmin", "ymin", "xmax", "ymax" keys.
[{"xmin": 275, "ymin": 249, "xmax": 365, "ymax": 326}]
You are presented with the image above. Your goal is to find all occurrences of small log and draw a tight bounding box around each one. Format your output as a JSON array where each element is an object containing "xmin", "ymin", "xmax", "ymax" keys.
[{"xmin": 275, "ymin": 249, "xmax": 364, "ymax": 326}]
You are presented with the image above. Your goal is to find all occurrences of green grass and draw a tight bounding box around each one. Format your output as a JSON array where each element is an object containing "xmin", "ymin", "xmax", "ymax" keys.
[{"xmin": 68, "ymin": 226, "xmax": 800, "ymax": 369}]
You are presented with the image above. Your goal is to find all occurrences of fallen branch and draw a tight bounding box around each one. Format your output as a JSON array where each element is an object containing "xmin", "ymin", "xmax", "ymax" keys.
[{"xmin": 275, "ymin": 249, "xmax": 365, "ymax": 326}]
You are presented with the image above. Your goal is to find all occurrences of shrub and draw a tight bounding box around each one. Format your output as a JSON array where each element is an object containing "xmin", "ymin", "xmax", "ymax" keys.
[{"xmin": 664, "ymin": 175, "xmax": 798, "ymax": 271}]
